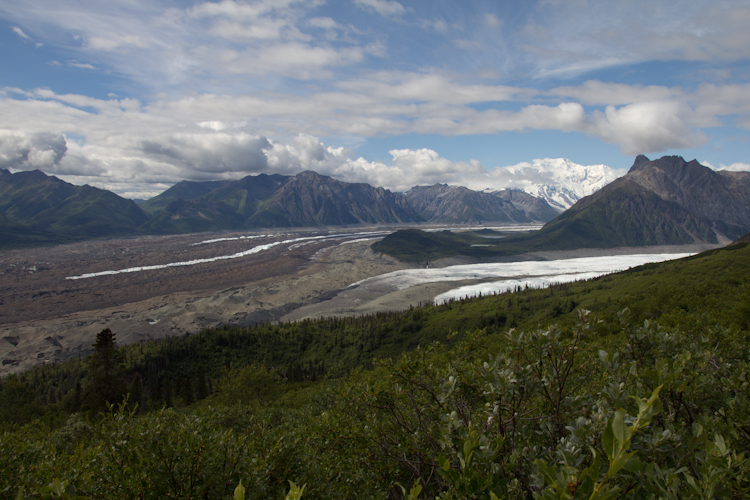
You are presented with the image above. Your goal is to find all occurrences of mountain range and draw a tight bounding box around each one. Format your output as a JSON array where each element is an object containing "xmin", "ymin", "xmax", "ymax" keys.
[
  {"xmin": 2, "ymin": 155, "xmax": 747, "ymax": 252},
  {"xmin": 536, "ymin": 155, "xmax": 750, "ymax": 248},
  {"xmin": 372, "ymin": 155, "xmax": 750, "ymax": 260},
  {"xmin": 0, "ymin": 168, "xmax": 559, "ymax": 248}
]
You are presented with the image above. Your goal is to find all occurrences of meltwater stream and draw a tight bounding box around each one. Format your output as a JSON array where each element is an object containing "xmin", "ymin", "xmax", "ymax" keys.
[{"xmin": 65, "ymin": 231, "xmax": 391, "ymax": 280}]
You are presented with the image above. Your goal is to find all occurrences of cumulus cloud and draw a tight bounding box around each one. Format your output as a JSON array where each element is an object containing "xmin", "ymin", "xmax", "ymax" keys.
[
  {"xmin": 0, "ymin": 132, "xmax": 67, "ymax": 170},
  {"xmin": 1, "ymin": 72, "xmax": 745, "ymax": 197},
  {"xmin": 703, "ymin": 161, "xmax": 750, "ymax": 172},
  {"xmin": 587, "ymin": 101, "xmax": 705, "ymax": 155},
  {"xmin": 139, "ymin": 134, "xmax": 271, "ymax": 176}
]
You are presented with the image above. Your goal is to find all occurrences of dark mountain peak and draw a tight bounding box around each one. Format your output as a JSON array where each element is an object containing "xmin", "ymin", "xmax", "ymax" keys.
[
  {"xmin": 630, "ymin": 155, "xmax": 706, "ymax": 176},
  {"xmin": 554, "ymin": 154, "xmax": 750, "ymax": 246},
  {"xmin": 0, "ymin": 168, "xmax": 10, "ymax": 177},
  {"xmin": 294, "ymin": 170, "xmax": 322, "ymax": 179},
  {"xmin": 629, "ymin": 154, "xmax": 651, "ymax": 172},
  {"xmin": 404, "ymin": 183, "xmax": 556, "ymax": 223},
  {"xmin": 0, "ymin": 168, "xmax": 149, "ymax": 243},
  {"xmin": 292, "ymin": 170, "xmax": 338, "ymax": 186},
  {"xmin": 10, "ymin": 169, "xmax": 55, "ymax": 184}
]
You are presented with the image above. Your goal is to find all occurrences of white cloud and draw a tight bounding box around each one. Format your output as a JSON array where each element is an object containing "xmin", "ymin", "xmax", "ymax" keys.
[
  {"xmin": 11, "ymin": 26, "xmax": 31, "ymax": 40},
  {"xmin": 86, "ymin": 34, "xmax": 151, "ymax": 51},
  {"xmin": 2, "ymin": 72, "xmax": 747, "ymax": 195},
  {"xmin": 549, "ymin": 81, "xmax": 680, "ymax": 105},
  {"xmin": 67, "ymin": 60, "xmax": 97, "ymax": 70},
  {"xmin": 587, "ymin": 101, "xmax": 705, "ymax": 155},
  {"xmin": 354, "ymin": 0, "xmax": 406, "ymax": 17},
  {"xmin": 0, "ymin": 131, "xmax": 67, "ymax": 170},
  {"xmin": 484, "ymin": 13, "xmax": 502, "ymax": 28},
  {"xmin": 308, "ymin": 17, "xmax": 338, "ymax": 30},
  {"xmin": 706, "ymin": 162, "xmax": 750, "ymax": 172},
  {"xmin": 519, "ymin": 1, "xmax": 750, "ymax": 78}
]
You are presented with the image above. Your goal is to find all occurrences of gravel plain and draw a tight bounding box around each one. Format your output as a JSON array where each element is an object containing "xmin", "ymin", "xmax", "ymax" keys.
[{"xmin": 0, "ymin": 225, "xmax": 723, "ymax": 376}]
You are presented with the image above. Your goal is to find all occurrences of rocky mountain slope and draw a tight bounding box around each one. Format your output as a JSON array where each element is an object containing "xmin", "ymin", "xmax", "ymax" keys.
[
  {"xmin": 251, "ymin": 171, "xmax": 418, "ymax": 227},
  {"xmin": 373, "ymin": 155, "xmax": 750, "ymax": 260},
  {"xmin": 526, "ymin": 155, "xmax": 750, "ymax": 249},
  {"xmin": 405, "ymin": 184, "xmax": 557, "ymax": 223}
]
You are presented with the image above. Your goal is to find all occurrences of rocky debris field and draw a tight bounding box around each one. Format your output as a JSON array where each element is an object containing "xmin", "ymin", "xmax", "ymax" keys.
[{"xmin": 0, "ymin": 227, "xmax": 413, "ymax": 375}]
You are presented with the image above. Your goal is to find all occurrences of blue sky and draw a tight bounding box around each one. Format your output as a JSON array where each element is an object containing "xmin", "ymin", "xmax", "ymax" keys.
[{"xmin": 1, "ymin": 0, "xmax": 749, "ymax": 198}]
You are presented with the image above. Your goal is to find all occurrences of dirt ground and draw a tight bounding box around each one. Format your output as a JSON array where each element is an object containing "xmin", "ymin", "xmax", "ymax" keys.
[{"xmin": 0, "ymin": 228, "xmax": 413, "ymax": 375}]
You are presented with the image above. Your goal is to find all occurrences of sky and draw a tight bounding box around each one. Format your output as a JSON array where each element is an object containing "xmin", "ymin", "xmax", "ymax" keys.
[{"xmin": 0, "ymin": 0, "xmax": 749, "ymax": 199}]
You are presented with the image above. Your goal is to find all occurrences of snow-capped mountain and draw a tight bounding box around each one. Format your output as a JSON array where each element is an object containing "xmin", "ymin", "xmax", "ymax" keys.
[{"xmin": 495, "ymin": 158, "xmax": 624, "ymax": 212}]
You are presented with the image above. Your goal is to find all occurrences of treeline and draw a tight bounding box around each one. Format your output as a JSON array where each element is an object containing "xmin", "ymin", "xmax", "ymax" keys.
[{"xmin": 0, "ymin": 285, "xmax": 577, "ymax": 423}]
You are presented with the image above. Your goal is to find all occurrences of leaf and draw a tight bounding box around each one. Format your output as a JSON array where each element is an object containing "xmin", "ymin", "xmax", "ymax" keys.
[
  {"xmin": 608, "ymin": 450, "xmax": 636, "ymax": 478},
  {"xmin": 611, "ymin": 409, "xmax": 630, "ymax": 450},
  {"xmin": 233, "ymin": 479, "xmax": 245, "ymax": 500},
  {"xmin": 590, "ymin": 484, "xmax": 622, "ymax": 500},
  {"xmin": 623, "ymin": 456, "xmax": 643, "ymax": 473},
  {"xmin": 534, "ymin": 459, "xmax": 559, "ymax": 487},
  {"xmin": 285, "ymin": 481, "xmax": 307, "ymax": 500},
  {"xmin": 714, "ymin": 434, "xmax": 728, "ymax": 456},
  {"xmin": 602, "ymin": 417, "xmax": 616, "ymax": 462}
]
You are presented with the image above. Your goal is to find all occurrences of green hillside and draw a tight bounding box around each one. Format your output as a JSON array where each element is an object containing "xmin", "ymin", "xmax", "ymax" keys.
[
  {"xmin": 2, "ymin": 238, "xmax": 749, "ymax": 498},
  {"xmin": 138, "ymin": 180, "xmax": 231, "ymax": 215},
  {"xmin": 0, "ymin": 170, "xmax": 149, "ymax": 246},
  {"xmin": 138, "ymin": 198, "xmax": 241, "ymax": 234}
]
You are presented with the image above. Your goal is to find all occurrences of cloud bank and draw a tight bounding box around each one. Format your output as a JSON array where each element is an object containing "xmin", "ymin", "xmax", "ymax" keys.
[{"xmin": 0, "ymin": 1, "xmax": 748, "ymax": 198}]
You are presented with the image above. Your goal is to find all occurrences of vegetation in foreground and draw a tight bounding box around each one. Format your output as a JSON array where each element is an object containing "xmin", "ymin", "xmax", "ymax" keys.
[{"xmin": 1, "ymin": 240, "xmax": 749, "ymax": 499}]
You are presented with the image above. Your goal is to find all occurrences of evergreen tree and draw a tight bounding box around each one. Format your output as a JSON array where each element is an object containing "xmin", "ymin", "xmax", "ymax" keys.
[
  {"xmin": 163, "ymin": 373, "xmax": 173, "ymax": 408},
  {"xmin": 128, "ymin": 373, "xmax": 143, "ymax": 412},
  {"xmin": 195, "ymin": 365, "xmax": 208, "ymax": 401},
  {"xmin": 181, "ymin": 375, "xmax": 193, "ymax": 406},
  {"xmin": 81, "ymin": 328, "xmax": 126, "ymax": 417}
]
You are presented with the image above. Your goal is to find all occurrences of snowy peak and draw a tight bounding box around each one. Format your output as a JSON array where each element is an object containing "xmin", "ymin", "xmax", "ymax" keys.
[{"xmin": 500, "ymin": 158, "xmax": 623, "ymax": 211}]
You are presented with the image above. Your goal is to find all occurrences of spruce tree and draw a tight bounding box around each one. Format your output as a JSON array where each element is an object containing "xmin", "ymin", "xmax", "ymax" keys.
[
  {"xmin": 195, "ymin": 365, "xmax": 208, "ymax": 401},
  {"xmin": 81, "ymin": 328, "xmax": 126, "ymax": 417}
]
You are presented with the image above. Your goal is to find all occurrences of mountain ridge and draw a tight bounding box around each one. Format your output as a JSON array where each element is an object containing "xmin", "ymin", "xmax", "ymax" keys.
[
  {"xmin": 372, "ymin": 155, "xmax": 750, "ymax": 261},
  {"xmin": 405, "ymin": 184, "xmax": 558, "ymax": 223},
  {"xmin": 0, "ymin": 169, "xmax": 560, "ymax": 247},
  {"xmin": 3, "ymin": 155, "xmax": 746, "ymax": 250}
]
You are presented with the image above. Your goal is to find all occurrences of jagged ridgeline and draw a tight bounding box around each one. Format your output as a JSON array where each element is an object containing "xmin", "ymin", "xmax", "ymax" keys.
[
  {"xmin": 2, "ymin": 236, "xmax": 750, "ymax": 498},
  {"xmin": 0, "ymin": 169, "xmax": 560, "ymax": 249},
  {"xmin": 374, "ymin": 155, "xmax": 750, "ymax": 261}
]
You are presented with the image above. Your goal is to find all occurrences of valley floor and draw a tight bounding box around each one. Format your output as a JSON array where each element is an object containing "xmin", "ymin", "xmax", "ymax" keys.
[{"xmin": 0, "ymin": 225, "xmax": 723, "ymax": 376}]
